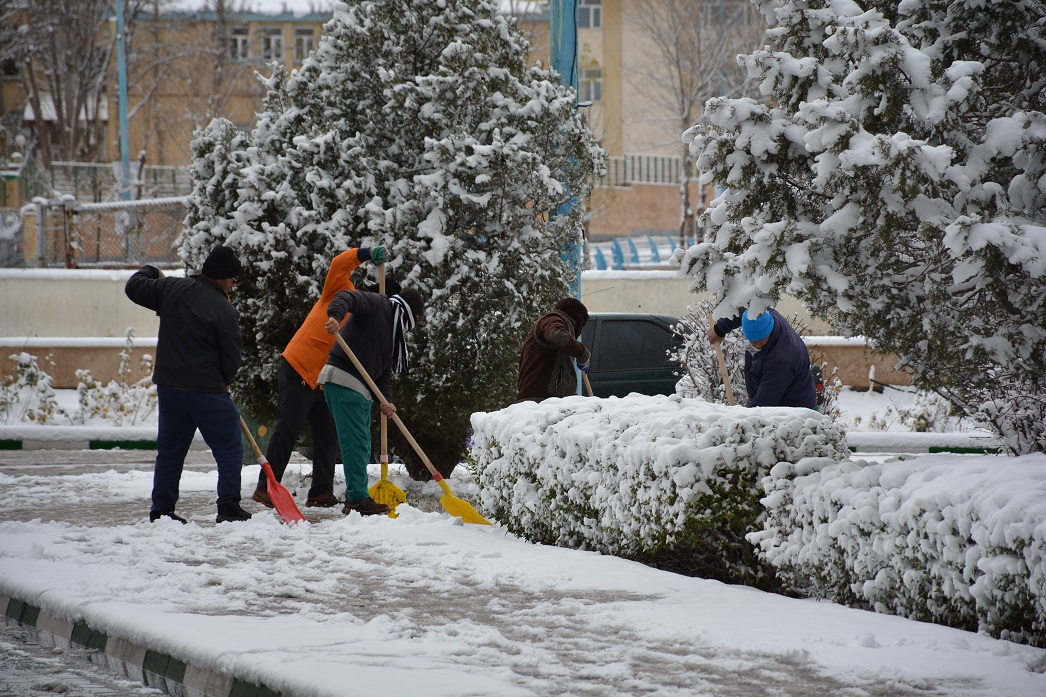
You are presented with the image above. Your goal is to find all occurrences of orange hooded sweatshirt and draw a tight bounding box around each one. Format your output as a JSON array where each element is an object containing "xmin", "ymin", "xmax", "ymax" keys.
[{"xmin": 282, "ymin": 248, "xmax": 366, "ymax": 389}]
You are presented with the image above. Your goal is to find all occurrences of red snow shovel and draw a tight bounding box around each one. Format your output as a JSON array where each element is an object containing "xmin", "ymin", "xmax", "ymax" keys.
[
  {"xmin": 239, "ymin": 417, "xmax": 306, "ymax": 524},
  {"xmin": 333, "ymin": 333, "xmax": 492, "ymax": 525}
]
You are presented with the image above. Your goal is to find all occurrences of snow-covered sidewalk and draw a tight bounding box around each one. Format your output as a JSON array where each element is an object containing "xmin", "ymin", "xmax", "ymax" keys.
[{"xmin": 1, "ymin": 450, "xmax": 1044, "ymax": 697}]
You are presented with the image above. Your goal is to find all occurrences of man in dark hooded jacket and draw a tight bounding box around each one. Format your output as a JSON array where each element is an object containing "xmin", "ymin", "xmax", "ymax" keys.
[
  {"xmin": 516, "ymin": 297, "xmax": 591, "ymax": 402},
  {"xmin": 708, "ymin": 307, "xmax": 816, "ymax": 409},
  {"xmin": 321, "ymin": 286, "xmax": 424, "ymax": 517},
  {"xmin": 125, "ymin": 245, "xmax": 252, "ymax": 524}
]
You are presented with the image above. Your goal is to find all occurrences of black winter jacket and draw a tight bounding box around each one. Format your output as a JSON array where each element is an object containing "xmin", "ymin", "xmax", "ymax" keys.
[
  {"xmin": 326, "ymin": 290, "xmax": 394, "ymax": 402},
  {"xmin": 125, "ymin": 266, "xmax": 243, "ymax": 392}
]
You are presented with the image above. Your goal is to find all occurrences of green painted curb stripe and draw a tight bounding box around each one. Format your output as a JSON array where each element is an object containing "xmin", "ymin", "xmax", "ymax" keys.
[
  {"xmin": 142, "ymin": 649, "xmax": 187, "ymax": 692},
  {"xmin": 89, "ymin": 439, "xmax": 158, "ymax": 450},
  {"xmin": 928, "ymin": 446, "xmax": 1000, "ymax": 454},
  {"xmin": 5, "ymin": 599, "xmax": 41, "ymax": 627},
  {"xmin": 848, "ymin": 446, "xmax": 1001, "ymax": 454},
  {"xmin": 0, "ymin": 439, "xmax": 22, "ymax": 450},
  {"xmin": 229, "ymin": 679, "xmax": 282, "ymax": 697},
  {"xmin": 70, "ymin": 620, "xmax": 108, "ymax": 652}
]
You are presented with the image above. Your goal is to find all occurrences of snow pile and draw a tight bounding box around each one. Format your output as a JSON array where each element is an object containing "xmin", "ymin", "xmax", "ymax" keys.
[
  {"xmin": 754, "ymin": 454, "xmax": 1046, "ymax": 647},
  {"xmin": 469, "ymin": 394, "xmax": 847, "ymax": 581}
]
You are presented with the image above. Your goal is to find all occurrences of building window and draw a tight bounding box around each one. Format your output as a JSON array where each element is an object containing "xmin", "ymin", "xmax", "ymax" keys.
[
  {"xmin": 294, "ymin": 28, "xmax": 315, "ymax": 63},
  {"xmin": 230, "ymin": 27, "xmax": 249, "ymax": 61},
  {"xmin": 580, "ymin": 67, "xmax": 602, "ymax": 103},
  {"xmin": 261, "ymin": 29, "xmax": 284, "ymax": 62},
  {"xmin": 578, "ymin": 0, "xmax": 601, "ymax": 29}
]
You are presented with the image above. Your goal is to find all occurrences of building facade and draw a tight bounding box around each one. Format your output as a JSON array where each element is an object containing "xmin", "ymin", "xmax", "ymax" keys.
[{"xmin": 2, "ymin": 1, "xmax": 764, "ymax": 244}]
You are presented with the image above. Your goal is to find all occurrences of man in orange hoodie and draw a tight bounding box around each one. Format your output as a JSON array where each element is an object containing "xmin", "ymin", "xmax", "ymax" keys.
[{"xmin": 252, "ymin": 246, "xmax": 387, "ymax": 508}]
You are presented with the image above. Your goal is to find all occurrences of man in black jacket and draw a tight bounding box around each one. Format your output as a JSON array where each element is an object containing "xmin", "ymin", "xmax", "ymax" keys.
[
  {"xmin": 320, "ymin": 286, "xmax": 424, "ymax": 516},
  {"xmin": 125, "ymin": 245, "xmax": 252, "ymax": 524}
]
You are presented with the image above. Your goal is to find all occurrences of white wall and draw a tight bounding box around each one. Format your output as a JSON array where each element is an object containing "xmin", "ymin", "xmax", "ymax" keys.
[
  {"xmin": 580, "ymin": 270, "xmax": 837, "ymax": 334},
  {"xmin": 1, "ymin": 269, "xmax": 162, "ymax": 339},
  {"xmin": 0, "ymin": 268, "xmax": 837, "ymax": 340}
]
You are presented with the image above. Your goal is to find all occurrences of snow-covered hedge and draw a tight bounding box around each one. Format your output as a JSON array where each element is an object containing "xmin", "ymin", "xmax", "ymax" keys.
[
  {"xmin": 753, "ymin": 454, "xmax": 1046, "ymax": 647},
  {"xmin": 468, "ymin": 394, "xmax": 847, "ymax": 585}
]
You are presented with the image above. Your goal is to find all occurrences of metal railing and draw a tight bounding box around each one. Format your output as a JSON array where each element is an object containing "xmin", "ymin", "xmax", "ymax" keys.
[
  {"xmin": 598, "ymin": 153, "xmax": 693, "ymax": 188},
  {"xmin": 29, "ymin": 197, "xmax": 187, "ymax": 268}
]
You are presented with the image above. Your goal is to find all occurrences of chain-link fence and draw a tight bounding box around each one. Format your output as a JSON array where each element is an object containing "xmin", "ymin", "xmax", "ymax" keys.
[{"xmin": 28, "ymin": 197, "xmax": 187, "ymax": 269}]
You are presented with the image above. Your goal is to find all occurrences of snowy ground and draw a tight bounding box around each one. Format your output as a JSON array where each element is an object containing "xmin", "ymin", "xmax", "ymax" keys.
[{"xmin": 0, "ymin": 389, "xmax": 1043, "ymax": 697}]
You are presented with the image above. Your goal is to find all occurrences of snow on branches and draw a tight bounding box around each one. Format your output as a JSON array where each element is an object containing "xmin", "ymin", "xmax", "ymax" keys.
[
  {"xmin": 182, "ymin": 0, "xmax": 604, "ymax": 467},
  {"xmin": 676, "ymin": 0, "xmax": 1046, "ymax": 453}
]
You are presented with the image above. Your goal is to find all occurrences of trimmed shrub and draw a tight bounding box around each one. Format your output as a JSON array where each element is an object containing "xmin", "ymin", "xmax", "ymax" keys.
[
  {"xmin": 469, "ymin": 394, "xmax": 847, "ymax": 588},
  {"xmin": 754, "ymin": 454, "xmax": 1046, "ymax": 647}
]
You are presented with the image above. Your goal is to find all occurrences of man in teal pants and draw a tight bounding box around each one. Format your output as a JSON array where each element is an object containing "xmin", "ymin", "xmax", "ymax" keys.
[{"xmin": 320, "ymin": 285, "xmax": 424, "ymax": 516}]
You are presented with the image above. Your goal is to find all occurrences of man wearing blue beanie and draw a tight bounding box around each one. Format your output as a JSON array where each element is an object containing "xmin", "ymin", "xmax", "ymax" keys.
[{"xmin": 708, "ymin": 307, "xmax": 816, "ymax": 409}]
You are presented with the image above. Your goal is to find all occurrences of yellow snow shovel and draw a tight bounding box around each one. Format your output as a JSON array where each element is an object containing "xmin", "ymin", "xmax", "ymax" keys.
[
  {"xmin": 333, "ymin": 332, "xmax": 492, "ymax": 525},
  {"xmin": 367, "ymin": 264, "xmax": 407, "ymax": 516}
]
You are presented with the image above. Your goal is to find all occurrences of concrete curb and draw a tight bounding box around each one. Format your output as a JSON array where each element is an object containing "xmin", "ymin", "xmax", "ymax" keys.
[
  {"xmin": 845, "ymin": 431, "xmax": 1002, "ymax": 454},
  {"xmin": 2, "ymin": 593, "xmax": 280, "ymax": 697}
]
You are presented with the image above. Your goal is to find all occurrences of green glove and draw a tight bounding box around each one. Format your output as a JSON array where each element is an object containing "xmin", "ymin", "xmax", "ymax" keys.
[{"xmin": 371, "ymin": 246, "xmax": 388, "ymax": 265}]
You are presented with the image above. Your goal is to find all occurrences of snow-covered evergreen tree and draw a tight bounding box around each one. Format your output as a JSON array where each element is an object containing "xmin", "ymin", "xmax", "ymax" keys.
[
  {"xmin": 677, "ymin": 0, "xmax": 1046, "ymax": 453},
  {"xmin": 182, "ymin": 0, "xmax": 604, "ymax": 473}
]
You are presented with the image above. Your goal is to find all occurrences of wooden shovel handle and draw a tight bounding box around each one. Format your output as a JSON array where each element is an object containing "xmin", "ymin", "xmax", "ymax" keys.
[
  {"xmin": 332, "ymin": 331, "xmax": 444, "ymax": 483},
  {"xmin": 239, "ymin": 416, "xmax": 264, "ymax": 460},
  {"xmin": 379, "ymin": 264, "xmax": 388, "ymax": 463},
  {"xmin": 709, "ymin": 314, "xmax": 736, "ymax": 406},
  {"xmin": 582, "ymin": 371, "xmax": 594, "ymax": 397}
]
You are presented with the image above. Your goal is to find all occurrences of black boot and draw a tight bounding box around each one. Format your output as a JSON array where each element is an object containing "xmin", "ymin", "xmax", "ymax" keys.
[
  {"xmin": 216, "ymin": 504, "xmax": 252, "ymax": 523},
  {"xmin": 343, "ymin": 497, "xmax": 390, "ymax": 516},
  {"xmin": 150, "ymin": 511, "xmax": 188, "ymax": 524}
]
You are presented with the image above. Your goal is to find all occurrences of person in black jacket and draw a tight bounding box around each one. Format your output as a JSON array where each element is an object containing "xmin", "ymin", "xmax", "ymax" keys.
[
  {"xmin": 708, "ymin": 308, "xmax": 817, "ymax": 409},
  {"xmin": 320, "ymin": 286, "xmax": 424, "ymax": 516},
  {"xmin": 125, "ymin": 245, "xmax": 252, "ymax": 524}
]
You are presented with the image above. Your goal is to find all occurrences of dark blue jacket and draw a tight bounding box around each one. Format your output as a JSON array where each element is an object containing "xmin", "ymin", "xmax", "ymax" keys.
[
  {"xmin": 326, "ymin": 290, "xmax": 394, "ymax": 402},
  {"xmin": 714, "ymin": 308, "xmax": 816, "ymax": 409}
]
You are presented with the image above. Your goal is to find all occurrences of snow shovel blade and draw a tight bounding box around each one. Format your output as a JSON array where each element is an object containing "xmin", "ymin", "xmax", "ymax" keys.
[
  {"xmin": 333, "ymin": 332, "xmax": 491, "ymax": 525},
  {"xmin": 369, "ymin": 461, "xmax": 406, "ymax": 517},
  {"xmin": 436, "ymin": 478, "xmax": 491, "ymax": 525},
  {"xmin": 240, "ymin": 417, "xmax": 306, "ymax": 524},
  {"xmin": 260, "ymin": 460, "xmax": 307, "ymax": 524}
]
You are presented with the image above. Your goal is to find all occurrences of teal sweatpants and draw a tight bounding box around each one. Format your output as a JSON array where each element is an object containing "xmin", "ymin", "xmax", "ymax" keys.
[{"xmin": 323, "ymin": 383, "xmax": 373, "ymax": 501}]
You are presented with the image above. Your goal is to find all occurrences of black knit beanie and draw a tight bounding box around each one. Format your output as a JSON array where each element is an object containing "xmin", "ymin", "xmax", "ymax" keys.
[
  {"xmin": 201, "ymin": 245, "xmax": 242, "ymax": 280},
  {"xmin": 398, "ymin": 287, "xmax": 425, "ymax": 323}
]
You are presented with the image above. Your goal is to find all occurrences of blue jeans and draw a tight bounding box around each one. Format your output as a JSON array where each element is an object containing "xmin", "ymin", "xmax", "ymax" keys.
[
  {"xmin": 153, "ymin": 385, "xmax": 243, "ymax": 514},
  {"xmin": 323, "ymin": 383, "xmax": 373, "ymax": 501}
]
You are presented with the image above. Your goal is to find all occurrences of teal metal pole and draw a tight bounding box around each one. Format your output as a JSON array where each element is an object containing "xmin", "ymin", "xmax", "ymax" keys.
[
  {"xmin": 551, "ymin": 1, "xmax": 584, "ymax": 393},
  {"xmin": 115, "ymin": 0, "xmax": 131, "ymax": 201},
  {"xmin": 550, "ymin": 0, "xmax": 580, "ymax": 294}
]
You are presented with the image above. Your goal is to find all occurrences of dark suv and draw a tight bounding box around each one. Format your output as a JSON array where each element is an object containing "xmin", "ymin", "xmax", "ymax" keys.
[{"xmin": 580, "ymin": 313, "xmax": 682, "ymax": 397}]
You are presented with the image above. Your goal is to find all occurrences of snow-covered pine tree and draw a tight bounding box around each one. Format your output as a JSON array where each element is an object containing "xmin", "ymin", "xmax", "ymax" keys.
[
  {"xmin": 677, "ymin": 0, "xmax": 1046, "ymax": 454},
  {"xmin": 182, "ymin": 0, "xmax": 604, "ymax": 474}
]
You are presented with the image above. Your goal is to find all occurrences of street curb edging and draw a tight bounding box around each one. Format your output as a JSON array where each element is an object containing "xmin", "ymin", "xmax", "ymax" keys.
[{"xmin": 1, "ymin": 593, "xmax": 281, "ymax": 697}]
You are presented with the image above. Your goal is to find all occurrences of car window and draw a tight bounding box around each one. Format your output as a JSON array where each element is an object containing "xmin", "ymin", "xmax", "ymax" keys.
[{"xmin": 598, "ymin": 320, "xmax": 676, "ymax": 371}]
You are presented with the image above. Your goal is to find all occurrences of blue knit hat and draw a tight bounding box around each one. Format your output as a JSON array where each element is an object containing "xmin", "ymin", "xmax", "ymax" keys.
[{"xmin": 741, "ymin": 310, "xmax": 774, "ymax": 342}]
